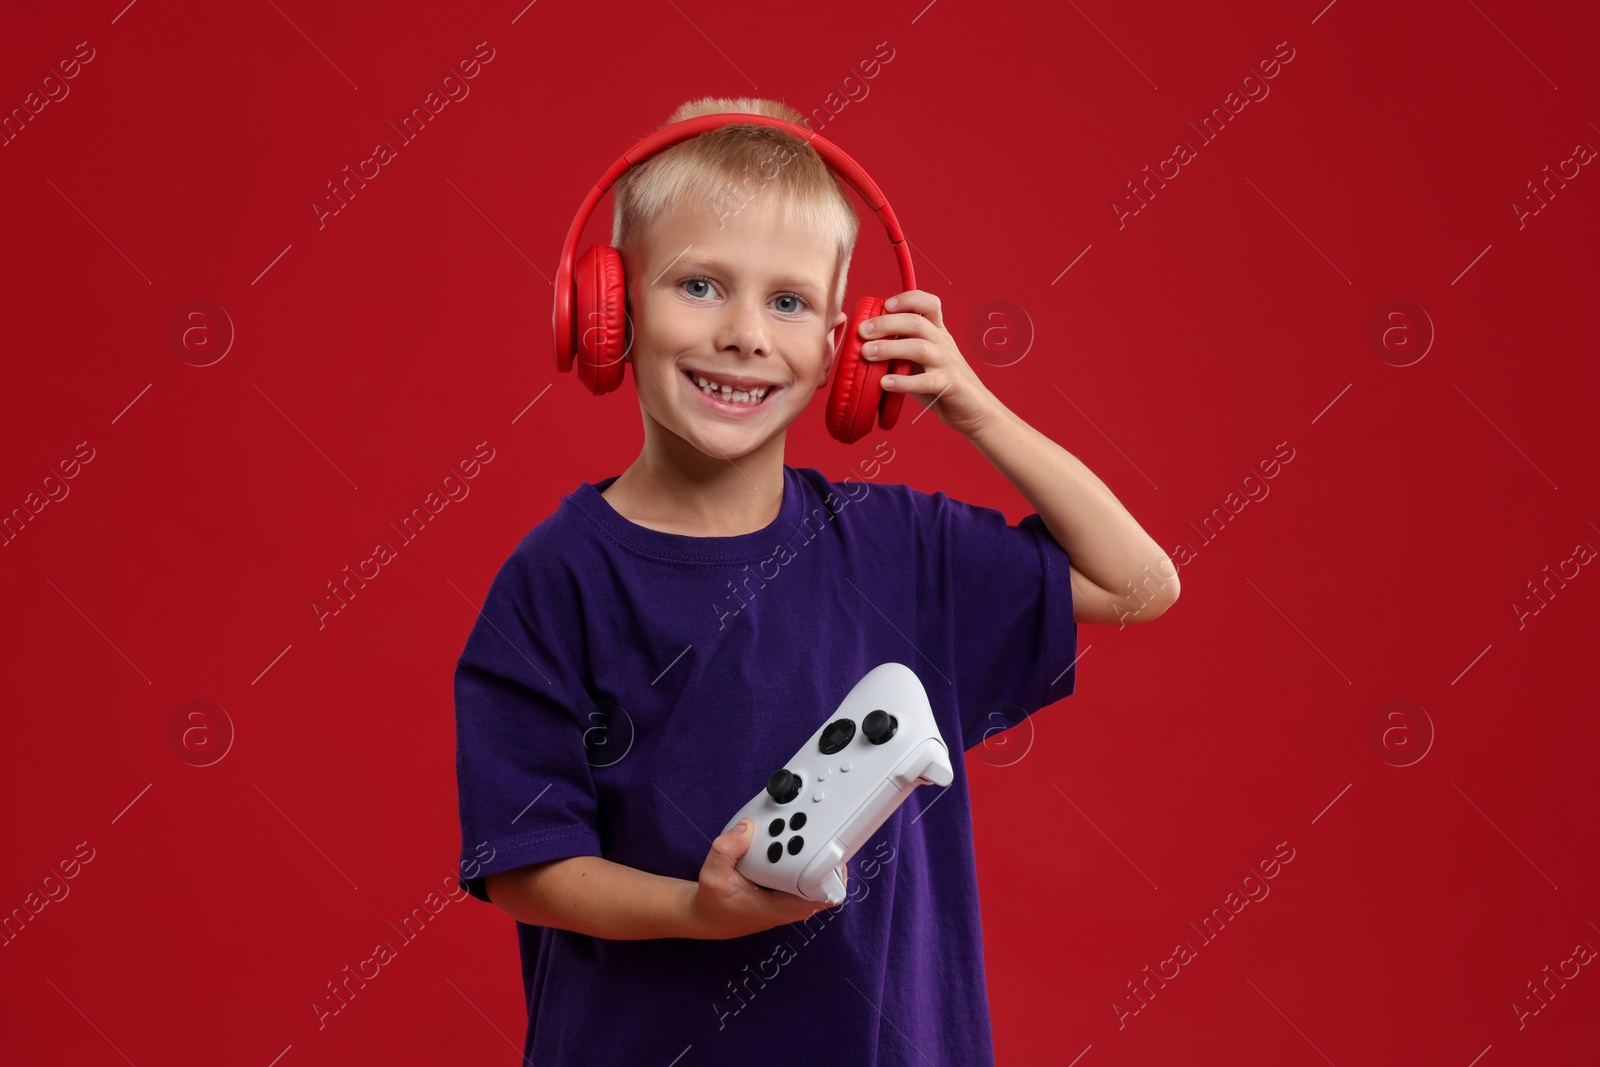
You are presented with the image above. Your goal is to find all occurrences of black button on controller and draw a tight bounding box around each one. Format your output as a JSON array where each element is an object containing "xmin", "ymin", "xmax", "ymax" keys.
[
  {"xmin": 789, "ymin": 812, "xmax": 806, "ymax": 831},
  {"xmin": 863, "ymin": 709, "xmax": 898, "ymax": 744},
  {"xmin": 787, "ymin": 835, "xmax": 804, "ymax": 855},
  {"xmin": 767, "ymin": 842, "xmax": 783, "ymax": 863},
  {"xmin": 768, "ymin": 818, "xmax": 786, "ymax": 837},
  {"xmin": 819, "ymin": 718, "xmax": 856, "ymax": 754},
  {"xmin": 766, "ymin": 768, "xmax": 801, "ymax": 804}
]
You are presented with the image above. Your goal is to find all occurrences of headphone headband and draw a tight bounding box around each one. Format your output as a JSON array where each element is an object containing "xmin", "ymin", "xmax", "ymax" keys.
[{"xmin": 553, "ymin": 113, "xmax": 917, "ymax": 372}]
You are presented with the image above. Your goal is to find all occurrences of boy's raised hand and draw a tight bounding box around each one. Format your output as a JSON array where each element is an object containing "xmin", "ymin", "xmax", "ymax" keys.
[
  {"xmin": 691, "ymin": 818, "xmax": 847, "ymax": 939},
  {"xmin": 858, "ymin": 290, "xmax": 1003, "ymax": 440}
]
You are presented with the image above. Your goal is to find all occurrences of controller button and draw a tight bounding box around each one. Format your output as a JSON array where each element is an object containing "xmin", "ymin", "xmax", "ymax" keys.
[
  {"xmin": 768, "ymin": 818, "xmax": 785, "ymax": 837},
  {"xmin": 840, "ymin": 761, "xmax": 852, "ymax": 772},
  {"xmin": 766, "ymin": 769, "xmax": 802, "ymax": 804},
  {"xmin": 817, "ymin": 767, "xmax": 829, "ymax": 780},
  {"xmin": 789, "ymin": 812, "xmax": 807, "ymax": 830},
  {"xmin": 813, "ymin": 789, "xmax": 825, "ymax": 802},
  {"xmin": 767, "ymin": 842, "xmax": 783, "ymax": 863},
  {"xmin": 819, "ymin": 718, "xmax": 856, "ymax": 754},
  {"xmin": 787, "ymin": 835, "xmax": 804, "ymax": 855},
  {"xmin": 863, "ymin": 709, "xmax": 899, "ymax": 744}
]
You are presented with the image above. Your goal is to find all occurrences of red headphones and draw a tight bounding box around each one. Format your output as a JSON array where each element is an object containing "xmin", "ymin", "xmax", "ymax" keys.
[{"xmin": 552, "ymin": 113, "xmax": 918, "ymax": 445}]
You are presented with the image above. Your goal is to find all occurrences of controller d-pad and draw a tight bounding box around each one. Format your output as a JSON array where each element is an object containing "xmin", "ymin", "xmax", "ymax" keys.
[
  {"xmin": 787, "ymin": 835, "xmax": 805, "ymax": 855},
  {"xmin": 818, "ymin": 718, "xmax": 855, "ymax": 754},
  {"xmin": 767, "ymin": 842, "xmax": 782, "ymax": 863}
]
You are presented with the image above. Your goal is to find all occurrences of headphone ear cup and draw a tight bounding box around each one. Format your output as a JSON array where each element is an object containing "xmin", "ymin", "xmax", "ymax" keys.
[
  {"xmin": 825, "ymin": 295, "xmax": 888, "ymax": 444},
  {"xmin": 573, "ymin": 244, "xmax": 629, "ymax": 395}
]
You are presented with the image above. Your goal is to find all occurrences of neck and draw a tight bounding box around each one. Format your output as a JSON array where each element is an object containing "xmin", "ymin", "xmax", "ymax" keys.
[{"xmin": 607, "ymin": 424, "xmax": 787, "ymax": 537}]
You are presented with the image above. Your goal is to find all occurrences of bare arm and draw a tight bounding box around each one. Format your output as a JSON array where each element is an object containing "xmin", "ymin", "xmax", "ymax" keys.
[
  {"xmin": 485, "ymin": 855, "xmax": 701, "ymax": 940},
  {"xmin": 967, "ymin": 402, "xmax": 1179, "ymax": 627},
  {"xmin": 483, "ymin": 819, "xmax": 843, "ymax": 941},
  {"xmin": 857, "ymin": 289, "xmax": 1180, "ymax": 627}
]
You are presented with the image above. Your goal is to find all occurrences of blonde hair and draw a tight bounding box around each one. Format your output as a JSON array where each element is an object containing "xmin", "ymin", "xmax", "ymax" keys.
[{"xmin": 611, "ymin": 96, "xmax": 861, "ymax": 314}]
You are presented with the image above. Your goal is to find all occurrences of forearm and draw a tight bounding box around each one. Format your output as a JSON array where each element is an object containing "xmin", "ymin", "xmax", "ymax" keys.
[
  {"xmin": 486, "ymin": 856, "xmax": 701, "ymax": 940},
  {"xmin": 967, "ymin": 398, "xmax": 1176, "ymax": 612}
]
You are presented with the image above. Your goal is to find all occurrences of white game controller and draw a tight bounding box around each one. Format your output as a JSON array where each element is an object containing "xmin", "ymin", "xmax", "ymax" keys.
[{"xmin": 721, "ymin": 662, "xmax": 953, "ymax": 905}]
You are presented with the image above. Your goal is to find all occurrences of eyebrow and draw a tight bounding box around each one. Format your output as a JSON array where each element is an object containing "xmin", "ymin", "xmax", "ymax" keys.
[{"xmin": 663, "ymin": 254, "xmax": 829, "ymax": 299}]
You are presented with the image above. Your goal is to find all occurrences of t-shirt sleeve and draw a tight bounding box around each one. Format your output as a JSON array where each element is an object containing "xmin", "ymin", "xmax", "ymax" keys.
[
  {"xmin": 923, "ymin": 490, "xmax": 1078, "ymax": 751},
  {"xmin": 453, "ymin": 546, "xmax": 603, "ymax": 904}
]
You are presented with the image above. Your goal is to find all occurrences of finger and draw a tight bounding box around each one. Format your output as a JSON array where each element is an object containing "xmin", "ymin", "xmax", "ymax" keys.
[
  {"xmin": 860, "ymin": 337, "xmax": 934, "ymax": 367},
  {"xmin": 880, "ymin": 368, "xmax": 941, "ymax": 394},
  {"xmin": 713, "ymin": 819, "xmax": 752, "ymax": 864},
  {"xmin": 883, "ymin": 290, "xmax": 943, "ymax": 330},
  {"xmin": 860, "ymin": 311, "xmax": 930, "ymax": 342}
]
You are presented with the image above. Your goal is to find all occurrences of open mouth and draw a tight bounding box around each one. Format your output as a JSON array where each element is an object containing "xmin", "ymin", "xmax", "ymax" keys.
[{"xmin": 683, "ymin": 370, "xmax": 780, "ymax": 407}]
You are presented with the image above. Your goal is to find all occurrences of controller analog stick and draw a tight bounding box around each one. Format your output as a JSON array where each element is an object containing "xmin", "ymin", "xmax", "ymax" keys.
[
  {"xmin": 863, "ymin": 709, "xmax": 898, "ymax": 744},
  {"xmin": 766, "ymin": 768, "xmax": 802, "ymax": 804}
]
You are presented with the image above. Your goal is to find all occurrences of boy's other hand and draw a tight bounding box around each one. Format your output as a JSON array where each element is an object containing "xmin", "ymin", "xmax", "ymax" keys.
[
  {"xmin": 691, "ymin": 818, "xmax": 847, "ymax": 939},
  {"xmin": 859, "ymin": 290, "xmax": 1003, "ymax": 439}
]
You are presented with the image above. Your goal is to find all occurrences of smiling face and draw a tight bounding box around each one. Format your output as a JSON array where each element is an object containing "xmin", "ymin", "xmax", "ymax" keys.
[{"xmin": 622, "ymin": 192, "xmax": 851, "ymax": 467}]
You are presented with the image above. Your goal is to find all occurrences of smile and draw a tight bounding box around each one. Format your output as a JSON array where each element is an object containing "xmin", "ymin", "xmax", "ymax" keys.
[{"xmin": 682, "ymin": 370, "xmax": 781, "ymax": 415}]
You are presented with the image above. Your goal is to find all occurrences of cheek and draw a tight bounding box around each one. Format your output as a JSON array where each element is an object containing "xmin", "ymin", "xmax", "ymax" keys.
[{"xmin": 635, "ymin": 303, "xmax": 696, "ymax": 351}]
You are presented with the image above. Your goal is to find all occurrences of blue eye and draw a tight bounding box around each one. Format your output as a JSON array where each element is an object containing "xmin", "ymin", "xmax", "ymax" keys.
[{"xmin": 679, "ymin": 277, "xmax": 809, "ymax": 314}]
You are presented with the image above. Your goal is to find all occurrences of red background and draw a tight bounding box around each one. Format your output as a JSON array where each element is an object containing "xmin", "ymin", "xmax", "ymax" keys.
[{"xmin": 3, "ymin": 0, "xmax": 1598, "ymax": 1063}]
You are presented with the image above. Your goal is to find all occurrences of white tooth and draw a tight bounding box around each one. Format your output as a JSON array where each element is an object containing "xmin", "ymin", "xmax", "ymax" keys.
[{"xmin": 692, "ymin": 373, "xmax": 772, "ymax": 403}]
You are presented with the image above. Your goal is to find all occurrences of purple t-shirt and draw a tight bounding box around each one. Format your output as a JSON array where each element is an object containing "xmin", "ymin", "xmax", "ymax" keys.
[{"xmin": 453, "ymin": 462, "xmax": 1077, "ymax": 1064}]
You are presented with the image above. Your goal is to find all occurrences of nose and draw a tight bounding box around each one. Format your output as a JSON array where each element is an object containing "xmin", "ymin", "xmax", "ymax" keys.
[{"xmin": 714, "ymin": 294, "xmax": 769, "ymax": 357}]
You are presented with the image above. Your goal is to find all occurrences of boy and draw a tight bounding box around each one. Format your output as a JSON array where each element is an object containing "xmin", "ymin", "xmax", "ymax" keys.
[{"xmin": 453, "ymin": 96, "xmax": 1177, "ymax": 1064}]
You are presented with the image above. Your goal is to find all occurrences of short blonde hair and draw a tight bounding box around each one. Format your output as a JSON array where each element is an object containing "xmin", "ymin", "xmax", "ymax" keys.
[{"xmin": 612, "ymin": 96, "xmax": 861, "ymax": 314}]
